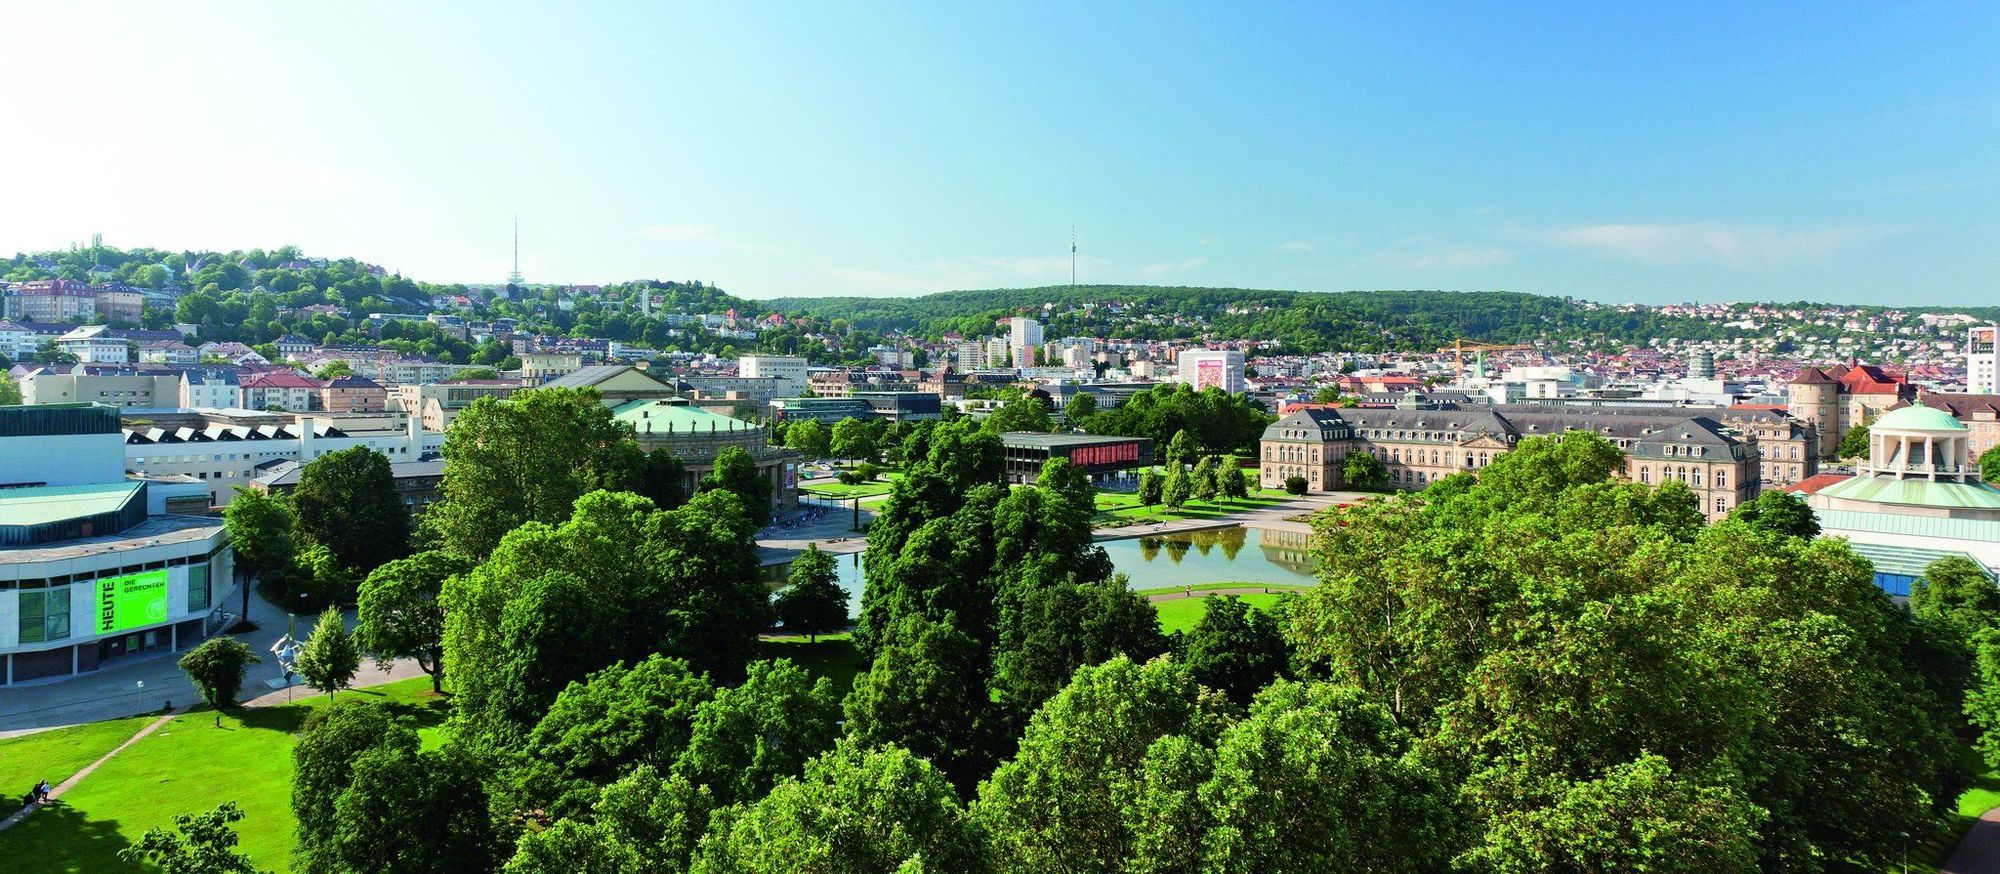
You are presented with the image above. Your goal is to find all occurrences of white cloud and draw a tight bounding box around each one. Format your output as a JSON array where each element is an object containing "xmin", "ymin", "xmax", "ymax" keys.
[
  {"xmin": 1141, "ymin": 256, "xmax": 1209, "ymax": 277},
  {"xmin": 1272, "ymin": 240, "xmax": 1315, "ymax": 253},
  {"xmin": 1545, "ymin": 222, "xmax": 1868, "ymax": 265},
  {"xmin": 642, "ymin": 224, "xmax": 717, "ymax": 242},
  {"xmin": 1373, "ymin": 247, "xmax": 1514, "ymax": 270}
]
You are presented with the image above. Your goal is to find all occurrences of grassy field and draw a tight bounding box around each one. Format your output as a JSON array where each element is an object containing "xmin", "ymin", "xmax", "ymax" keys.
[
  {"xmin": 1150, "ymin": 592, "xmax": 1294, "ymax": 634},
  {"xmin": 1093, "ymin": 487, "xmax": 1296, "ymax": 527},
  {"xmin": 0, "ymin": 716, "xmax": 155, "ymax": 805},
  {"xmin": 758, "ymin": 634, "xmax": 863, "ymax": 696},
  {"xmin": 0, "ymin": 678, "xmax": 446, "ymax": 873}
]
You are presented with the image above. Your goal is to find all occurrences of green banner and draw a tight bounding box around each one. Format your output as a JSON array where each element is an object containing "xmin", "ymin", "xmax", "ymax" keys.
[{"xmin": 96, "ymin": 570, "xmax": 171, "ymax": 635}]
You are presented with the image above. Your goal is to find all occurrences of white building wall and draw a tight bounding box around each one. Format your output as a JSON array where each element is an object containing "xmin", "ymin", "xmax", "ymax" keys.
[{"xmin": 0, "ymin": 433, "xmax": 127, "ymax": 487}]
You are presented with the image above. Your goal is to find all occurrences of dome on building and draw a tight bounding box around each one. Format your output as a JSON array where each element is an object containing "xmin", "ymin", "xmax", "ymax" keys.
[{"xmin": 1871, "ymin": 405, "xmax": 1966, "ymax": 434}]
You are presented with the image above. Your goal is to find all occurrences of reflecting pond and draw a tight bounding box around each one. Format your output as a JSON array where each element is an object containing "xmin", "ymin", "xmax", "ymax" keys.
[{"xmin": 766, "ymin": 525, "xmax": 1318, "ymax": 616}]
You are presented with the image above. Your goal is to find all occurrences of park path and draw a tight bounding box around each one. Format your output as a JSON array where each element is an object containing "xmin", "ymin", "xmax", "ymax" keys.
[
  {"xmin": 1943, "ymin": 806, "xmax": 2000, "ymax": 873},
  {"xmin": 0, "ymin": 705, "xmax": 185, "ymax": 833},
  {"xmin": 1141, "ymin": 587, "xmax": 1293, "ymax": 603}
]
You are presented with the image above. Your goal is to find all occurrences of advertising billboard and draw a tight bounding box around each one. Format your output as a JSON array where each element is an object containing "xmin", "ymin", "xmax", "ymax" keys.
[
  {"xmin": 1197, "ymin": 359, "xmax": 1225, "ymax": 391},
  {"xmin": 96, "ymin": 570, "xmax": 171, "ymax": 636}
]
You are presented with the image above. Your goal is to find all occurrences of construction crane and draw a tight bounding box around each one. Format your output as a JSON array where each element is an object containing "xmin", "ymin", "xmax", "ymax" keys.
[{"xmin": 1436, "ymin": 339, "xmax": 1535, "ymax": 383}]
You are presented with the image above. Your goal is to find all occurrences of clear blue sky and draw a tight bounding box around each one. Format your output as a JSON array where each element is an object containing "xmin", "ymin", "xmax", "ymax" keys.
[{"xmin": 4, "ymin": 3, "xmax": 1995, "ymax": 304}]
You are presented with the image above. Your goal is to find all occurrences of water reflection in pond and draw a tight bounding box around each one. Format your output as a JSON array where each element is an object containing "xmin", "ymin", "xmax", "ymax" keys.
[{"xmin": 764, "ymin": 525, "xmax": 1317, "ymax": 617}]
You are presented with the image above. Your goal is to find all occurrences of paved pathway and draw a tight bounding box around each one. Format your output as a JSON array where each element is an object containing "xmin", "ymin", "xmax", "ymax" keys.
[
  {"xmin": 1944, "ymin": 806, "xmax": 2000, "ymax": 873},
  {"xmin": 1140, "ymin": 586, "xmax": 1301, "ymax": 603},
  {"xmin": 1092, "ymin": 493, "xmax": 1354, "ymax": 542},
  {"xmin": 0, "ymin": 705, "xmax": 184, "ymax": 832}
]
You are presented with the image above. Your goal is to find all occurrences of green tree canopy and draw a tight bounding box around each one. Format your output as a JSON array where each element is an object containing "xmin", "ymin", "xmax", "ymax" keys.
[
  {"xmin": 295, "ymin": 607, "xmax": 360, "ymax": 698},
  {"xmin": 843, "ymin": 612, "xmax": 996, "ymax": 792},
  {"xmin": 1179, "ymin": 596, "xmax": 1288, "ymax": 707},
  {"xmin": 354, "ymin": 551, "xmax": 471, "ymax": 693},
  {"xmin": 700, "ymin": 445, "xmax": 772, "ymax": 522},
  {"xmin": 121, "ymin": 802, "xmax": 259, "ymax": 874},
  {"xmin": 774, "ymin": 544, "xmax": 849, "ymax": 642},
  {"xmin": 428, "ymin": 387, "xmax": 643, "ymax": 558},
  {"xmin": 675, "ymin": 659, "xmax": 842, "ymax": 807},
  {"xmin": 178, "ymin": 636, "xmax": 260, "ymax": 720}
]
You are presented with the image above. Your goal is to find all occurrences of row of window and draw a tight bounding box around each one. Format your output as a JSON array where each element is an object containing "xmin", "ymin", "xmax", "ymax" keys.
[{"xmin": 16, "ymin": 564, "xmax": 210, "ymax": 645}]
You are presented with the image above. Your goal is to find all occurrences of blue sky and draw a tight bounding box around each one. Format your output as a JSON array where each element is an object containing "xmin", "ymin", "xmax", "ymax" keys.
[{"xmin": 3, "ymin": 3, "xmax": 1995, "ymax": 304}]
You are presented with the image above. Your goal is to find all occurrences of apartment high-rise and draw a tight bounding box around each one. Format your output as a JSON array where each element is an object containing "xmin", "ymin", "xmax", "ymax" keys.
[
  {"xmin": 1008, "ymin": 317, "xmax": 1043, "ymax": 369},
  {"xmin": 1969, "ymin": 325, "xmax": 1999, "ymax": 394}
]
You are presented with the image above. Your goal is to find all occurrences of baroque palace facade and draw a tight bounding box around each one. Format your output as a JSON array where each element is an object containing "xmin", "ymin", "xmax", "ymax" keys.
[{"xmin": 1260, "ymin": 401, "xmax": 1818, "ymax": 521}]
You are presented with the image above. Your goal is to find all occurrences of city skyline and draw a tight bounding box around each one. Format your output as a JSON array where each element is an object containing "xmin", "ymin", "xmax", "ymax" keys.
[{"xmin": 3, "ymin": 3, "xmax": 1996, "ymax": 305}]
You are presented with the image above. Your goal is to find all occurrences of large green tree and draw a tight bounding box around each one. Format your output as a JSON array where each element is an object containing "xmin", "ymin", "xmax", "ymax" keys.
[
  {"xmin": 178, "ymin": 637, "xmax": 259, "ymax": 722},
  {"xmin": 121, "ymin": 803, "xmax": 259, "ymax": 874},
  {"xmin": 691, "ymin": 742, "xmax": 991, "ymax": 874},
  {"xmin": 843, "ymin": 612, "xmax": 995, "ymax": 792},
  {"xmin": 294, "ymin": 701, "xmax": 406, "ymax": 874},
  {"xmin": 1179, "ymin": 595, "xmax": 1288, "ymax": 707},
  {"xmin": 830, "ymin": 417, "xmax": 876, "ymax": 462},
  {"xmin": 1726, "ymin": 489, "xmax": 1820, "ymax": 540},
  {"xmin": 330, "ymin": 743, "xmax": 498, "ymax": 874},
  {"xmin": 674, "ymin": 659, "xmax": 841, "ymax": 807},
  {"xmin": 290, "ymin": 447, "xmax": 412, "ymax": 574},
  {"xmin": 784, "ymin": 418, "xmax": 830, "ymax": 459},
  {"xmin": 354, "ymin": 551, "xmax": 472, "ymax": 694},
  {"xmin": 773, "ymin": 544, "xmax": 848, "ymax": 642},
  {"xmin": 428, "ymin": 387, "xmax": 643, "ymax": 557},
  {"xmin": 294, "ymin": 607, "xmax": 360, "ymax": 698},
  {"xmin": 222, "ymin": 487, "xmax": 298, "ymax": 607},
  {"xmin": 513, "ymin": 655, "xmax": 715, "ymax": 819},
  {"xmin": 699, "ymin": 445, "xmax": 772, "ymax": 523}
]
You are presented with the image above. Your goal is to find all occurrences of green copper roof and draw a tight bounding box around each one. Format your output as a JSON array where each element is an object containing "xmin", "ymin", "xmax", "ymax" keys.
[
  {"xmin": 612, "ymin": 399, "xmax": 759, "ymax": 435},
  {"xmin": 1872, "ymin": 406, "xmax": 1966, "ymax": 432},
  {"xmin": 0, "ymin": 482, "xmax": 143, "ymax": 527},
  {"xmin": 1815, "ymin": 475, "xmax": 2000, "ymax": 510}
]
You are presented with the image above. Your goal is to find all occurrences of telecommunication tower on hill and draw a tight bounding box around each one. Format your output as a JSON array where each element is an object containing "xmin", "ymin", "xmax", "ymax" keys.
[{"xmin": 506, "ymin": 216, "xmax": 526, "ymax": 287}]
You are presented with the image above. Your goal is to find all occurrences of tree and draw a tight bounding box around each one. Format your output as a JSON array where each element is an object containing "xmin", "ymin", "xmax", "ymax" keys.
[
  {"xmin": 984, "ymin": 395, "xmax": 1055, "ymax": 433},
  {"xmin": 1312, "ymin": 384, "xmax": 1343, "ymax": 404},
  {"xmin": 445, "ymin": 490, "xmax": 768, "ymax": 745},
  {"xmin": 994, "ymin": 573, "xmax": 1169, "ymax": 727},
  {"xmin": 1191, "ymin": 455, "xmax": 1221, "ymax": 503},
  {"xmin": 1180, "ymin": 596, "xmax": 1288, "ymax": 707},
  {"xmin": 179, "ymin": 637, "xmax": 259, "ymax": 723},
  {"xmin": 1220, "ymin": 456, "xmax": 1251, "ymax": 501},
  {"xmin": 1164, "ymin": 429, "xmax": 1201, "ymax": 469},
  {"xmin": 514, "ymin": 655, "xmax": 715, "ymax": 819},
  {"xmin": 1132, "ymin": 681, "xmax": 1460, "ymax": 874},
  {"xmin": 692, "ymin": 742, "xmax": 991, "ymax": 874},
  {"xmin": 843, "ymin": 613, "xmax": 995, "ymax": 791},
  {"xmin": 1983, "ymin": 444, "xmax": 2000, "ymax": 485},
  {"xmin": 1838, "ymin": 413, "xmax": 1874, "ymax": 460},
  {"xmin": 675, "ymin": 659, "xmax": 841, "ymax": 807},
  {"xmin": 1284, "ymin": 475, "xmax": 1307, "ymax": 495},
  {"xmin": 291, "ymin": 447, "xmax": 411, "ymax": 575},
  {"xmin": 121, "ymin": 802, "xmax": 259, "ymax": 874},
  {"xmin": 700, "ymin": 446, "xmax": 772, "ymax": 522},
  {"xmin": 428, "ymin": 387, "xmax": 643, "ymax": 558},
  {"xmin": 636, "ymin": 450, "xmax": 688, "ymax": 510},
  {"xmin": 294, "ymin": 607, "xmax": 360, "ymax": 698},
  {"xmin": 1163, "ymin": 467, "xmax": 1192, "ymax": 510},
  {"xmin": 330, "ymin": 744, "xmax": 498, "ymax": 874},
  {"xmin": 0, "ymin": 372, "xmax": 20, "ymax": 406},
  {"xmin": 1471, "ymin": 755, "xmax": 1762, "ymax": 873},
  {"xmin": 1912, "ymin": 555, "xmax": 2000, "ymax": 637},
  {"xmin": 1726, "ymin": 489, "xmax": 1819, "ymax": 540},
  {"xmin": 296, "ymin": 542, "xmax": 358, "ymax": 607},
  {"xmin": 774, "ymin": 545, "xmax": 848, "ymax": 642},
  {"xmin": 355, "ymin": 551, "xmax": 470, "ymax": 694},
  {"xmin": 1341, "ymin": 451, "xmax": 1387, "ymax": 490},
  {"xmin": 830, "ymin": 417, "xmax": 876, "ymax": 462},
  {"xmin": 1137, "ymin": 469, "xmax": 1164, "ymax": 506},
  {"xmin": 1035, "ymin": 457, "xmax": 1096, "ymax": 512},
  {"xmin": 1062, "ymin": 391, "xmax": 1098, "ymax": 425},
  {"xmin": 976, "ymin": 656, "xmax": 1225, "ymax": 873},
  {"xmin": 223, "ymin": 487, "xmax": 298, "ymax": 608},
  {"xmin": 294, "ymin": 701, "xmax": 408, "ymax": 874},
  {"xmin": 785, "ymin": 418, "xmax": 830, "ymax": 459}
]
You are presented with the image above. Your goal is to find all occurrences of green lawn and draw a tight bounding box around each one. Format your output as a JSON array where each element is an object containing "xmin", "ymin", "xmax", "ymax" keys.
[
  {"xmin": 802, "ymin": 479, "xmax": 897, "ymax": 498},
  {"xmin": 0, "ymin": 678, "xmax": 447, "ymax": 873},
  {"xmin": 1151, "ymin": 592, "xmax": 1288, "ymax": 634},
  {"xmin": 1901, "ymin": 752, "xmax": 2000, "ymax": 872},
  {"xmin": 1094, "ymin": 488, "xmax": 1296, "ymax": 527},
  {"xmin": 0, "ymin": 716, "xmax": 155, "ymax": 805},
  {"xmin": 758, "ymin": 634, "xmax": 863, "ymax": 696}
]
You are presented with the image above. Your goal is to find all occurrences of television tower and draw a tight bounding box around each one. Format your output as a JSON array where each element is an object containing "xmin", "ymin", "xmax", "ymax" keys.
[
  {"xmin": 1070, "ymin": 224, "xmax": 1077, "ymax": 289},
  {"xmin": 506, "ymin": 216, "xmax": 526, "ymax": 287}
]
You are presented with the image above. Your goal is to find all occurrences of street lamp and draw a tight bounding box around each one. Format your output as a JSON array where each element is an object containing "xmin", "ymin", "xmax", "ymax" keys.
[{"xmin": 134, "ymin": 679, "xmax": 145, "ymax": 714}]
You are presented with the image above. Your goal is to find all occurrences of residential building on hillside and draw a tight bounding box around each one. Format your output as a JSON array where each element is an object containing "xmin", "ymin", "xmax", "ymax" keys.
[
  {"xmin": 320, "ymin": 375, "xmax": 387, "ymax": 413},
  {"xmin": 179, "ymin": 369, "xmax": 241, "ymax": 409},
  {"xmin": 522, "ymin": 351, "xmax": 585, "ymax": 384},
  {"xmin": 1970, "ymin": 326, "xmax": 1999, "ymax": 394},
  {"xmin": 239, "ymin": 371, "xmax": 323, "ymax": 412},
  {"xmin": 11, "ymin": 279, "xmax": 96, "ymax": 322},
  {"xmin": 1009, "ymin": 317, "xmax": 1043, "ymax": 369},
  {"xmin": 739, "ymin": 355, "xmax": 809, "ymax": 395}
]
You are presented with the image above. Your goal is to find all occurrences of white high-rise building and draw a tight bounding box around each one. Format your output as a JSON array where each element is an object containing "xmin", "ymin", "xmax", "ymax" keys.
[
  {"xmin": 1176, "ymin": 349, "xmax": 1246, "ymax": 394},
  {"xmin": 739, "ymin": 355, "xmax": 808, "ymax": 395},
  {"xmin": 1969, "ymin": 326, "xmax": 1999, "ymax": 394},
  {"xmin": 1008, "ymin": 318, "xmax": 1043, "ymax": 369},
  {"xmin": 954, "ymin": 341, "xmax": 985, "ymax": 370}
]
